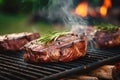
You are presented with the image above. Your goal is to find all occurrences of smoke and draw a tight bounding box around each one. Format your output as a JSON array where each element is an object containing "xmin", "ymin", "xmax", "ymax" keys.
[{"xmin": 48, "ymin": 0, "xmax": 88, "ymax": 34}]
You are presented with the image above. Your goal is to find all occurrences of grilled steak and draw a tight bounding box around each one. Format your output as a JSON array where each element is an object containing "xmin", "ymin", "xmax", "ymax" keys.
[
  {"xmin": 112, "ymin": 62, "xmax": 120, "ymax": 80},
  {"xmin": 23, "ymin": 33, "xmax": 87, "ymax": 62},
  {"xmin": 0, "ymin": 32, "xmax": 40, "ymax": 51},
  {"xmin": 95, "ymin": 29, "xmax": 120, "ymax": 48}
]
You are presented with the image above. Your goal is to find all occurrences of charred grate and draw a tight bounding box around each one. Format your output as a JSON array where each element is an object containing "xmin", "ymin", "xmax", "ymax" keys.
[{"xmin": 0, "ymin": 47, "xmax": 120, "ymax": 80}]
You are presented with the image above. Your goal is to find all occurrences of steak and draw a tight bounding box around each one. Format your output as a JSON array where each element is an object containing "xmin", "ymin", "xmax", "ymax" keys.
[
  {"xmin": 94, "ymin": 29, "xmax": 120, "ymax": 48},
  {"xmin": 0, "ymin": 32, "xmax": 40, "ymax": 51},
  {"xmin": 23, "ymin": 33, "xmax": 87, "ymax": 62}
]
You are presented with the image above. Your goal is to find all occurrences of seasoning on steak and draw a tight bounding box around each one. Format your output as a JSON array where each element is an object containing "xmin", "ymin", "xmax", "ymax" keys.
[
  {"xmin": 94, "ymin": 29, "xmax": 120, "ymax": 48},
  {"xmin": 23, "ymin": 33, "xmax": 87, "ymax": 62},
  {"xmin": 0, "ymin": 32, "xmax": 40, "ymax": 51}
]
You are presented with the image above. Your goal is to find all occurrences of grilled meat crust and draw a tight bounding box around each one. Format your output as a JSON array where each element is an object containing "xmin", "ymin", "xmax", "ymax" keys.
[
  {"xmin": 23, "ymin": 34, "xmax": 87, "ymax": 62},
  {"xmin": 0, "ymin": 32, "xmax": 40, "ymax": 51},
  {"xmin": 95, "ymin": 29, "xmax": 120, "ymax": 48}
]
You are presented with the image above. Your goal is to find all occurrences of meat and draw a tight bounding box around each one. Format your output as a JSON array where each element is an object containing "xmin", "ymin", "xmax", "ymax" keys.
[
  {"xmin": 0, "ymin": 32, "xmax": 40, "ymax": 51},
  {"xmin": 23, "ymin": 33, "xmax": 87, "ymax": 62},
  {"xmin": 94, "ymin": 29, "xmax": 120, "ymax": 48},
  {"xmin": 112, "ymin": 62, "xmax": 120, "ymax": 80},
  {"xmin": 90, "ymin": 65, "xmax": 114, "ymax": 79}
]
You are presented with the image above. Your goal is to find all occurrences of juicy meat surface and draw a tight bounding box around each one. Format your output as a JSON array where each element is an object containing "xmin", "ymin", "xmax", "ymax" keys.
[
  {"xmin": 95, "ymin": 29, "xmax": 120, "ymax": 48},
  {"xmin": 0, "ymin": 32, "xmax": 40, "ymax": 51},
  {"xmin": 23, "ymin": 34, "xmax": 87, "ymax": 62}
]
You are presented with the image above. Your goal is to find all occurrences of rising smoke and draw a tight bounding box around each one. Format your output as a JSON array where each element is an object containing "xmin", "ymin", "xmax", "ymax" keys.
[{"xmin": 48, "ymin": 0, "xmax": 88, "ymax": 34}]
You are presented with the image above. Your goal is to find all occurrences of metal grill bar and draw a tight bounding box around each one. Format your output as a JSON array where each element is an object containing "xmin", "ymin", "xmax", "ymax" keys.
[
  {"xmin": 41, "ymin": 54, "xmax": 120, "ymax": 80},
  {"xmin": 0, "ymin": 69, "xmax": 27, "ymax": 80},
  {"xmin": 0, "ymin": 74, "xmax": 11, "ymax": 80},
  {"xmin": 0, "ymin": 47, "xmax": 120, "ymax": 80},
  {"xmin": 0, "ymin": 54, "xmax": 62, "ymax": 73},
  {"xmin": 0, "ymin": 63, "xmax": 38, "ymax": 79},
  {"xmin": 0, "ymin": 56, "xmax": 53, "ymax": 75},
  {"xmin": 0, "ymin": 63, "xmax": 44, "ymax": 77}
]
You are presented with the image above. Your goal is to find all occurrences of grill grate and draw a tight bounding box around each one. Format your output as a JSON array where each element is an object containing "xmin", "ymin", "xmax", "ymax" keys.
[{"xmin": 0, "ymin": 47, "xmax": 120, "ymax": 80}]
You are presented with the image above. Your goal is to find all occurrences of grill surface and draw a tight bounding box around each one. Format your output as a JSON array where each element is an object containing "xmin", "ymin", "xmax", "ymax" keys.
[{"xmin": 0, "ymin": 46, "xmax": 120, "ymax": 80}]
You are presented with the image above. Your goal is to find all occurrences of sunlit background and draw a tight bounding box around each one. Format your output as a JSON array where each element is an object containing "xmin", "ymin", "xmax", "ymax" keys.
[{"xmin": 0, "ymin": 0, "xmax": 120, "ymax": 35}]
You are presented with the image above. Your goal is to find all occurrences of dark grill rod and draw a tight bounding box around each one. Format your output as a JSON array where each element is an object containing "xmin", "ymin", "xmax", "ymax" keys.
[
  {"xmin": 87, "ymin": 50, "xmax": 118, "ymax": 56},
  {"xmin": 61, "ymin": 62, "xmax": 83, "ymax": 67},
  {"xmin": 59, "ymin": 63, "xmax": 79, "ymax": 67},
  {"xmin": 46, "ymin": 63, "xmax": 72, "ymax": 69},
  {"xmin": 87, "ymin": 52, "xmax": 114, "ymax": 56},
  {"xmin": 40, "ymin": 54, "xmax": 120, "ymax": 80},
  {"xmin": 54, "ymin": 63, "xmax": 82, "ymax": 68},
  {"xmin": 0, "ymin": 69, "xmax": 26, "ymax": 80},
  {"xmin": 0, "ymin": 54, "xmax": 61, "ymax": 73},
  {"xmin": 0, "ymin": 54, "xmax": 23, "ymax": 61},
  {"xmin": 1, "ymin": 52, "xmax": 89, "ymax": 68},
  {"xmin": 0, "ymin": 55, "xmax": 79, "ymax": 72},
  {"xmin": 73, "ymin": 58, "xmax": 98, "ymax": 64},
  {"xmin": 0, "ymin": 63, "xmax": 38, "ymax": 79},
  {"xmin": 0, "ymin": 61, "xmax": 46, "ymax": 77},
  {"xmin": 40, "ymin": 64, "xmax": 66, "ymax": 71},
  {"xmin": 0, "ymin": 75, "xmax": 10, "ymax": 80},
  {"xmin": 86, "ymin": 56, "xmax": 105, "ymax": 61},
  {"xmin": 0, "ymin": 56, "xmax": 53, "ymax": 75},
  {"xmin": 64, "ymin": 58, "xmax": 98, "ymax": 66},
  {"xmin": 105, "ymin": 49, "xmax": 120, "ymax": 53},
  {"xmin": 88, "ymin": 49, "xmax": 120, "ymax": 54},
  {"xmin": 87, "ymin": 53, "xmax": 109, "ymax": 59}
]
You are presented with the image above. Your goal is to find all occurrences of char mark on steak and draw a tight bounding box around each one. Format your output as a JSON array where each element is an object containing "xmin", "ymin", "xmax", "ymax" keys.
[
  {"xmin": 23, "ymin": 33, "xmax": 87, "ymax": 63},
  {"xmin": 0, "ymin": 32, "xmax": 40, "ymax": 51}
]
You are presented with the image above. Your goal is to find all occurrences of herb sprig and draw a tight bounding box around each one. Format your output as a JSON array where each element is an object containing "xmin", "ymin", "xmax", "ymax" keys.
[
  {"xmin": 38, "ymin": 32, "xmax": 71, "ymax": 44},
  {"xmin": 96, "ymin": 24, "xmax": 119, "ymax": 31}
]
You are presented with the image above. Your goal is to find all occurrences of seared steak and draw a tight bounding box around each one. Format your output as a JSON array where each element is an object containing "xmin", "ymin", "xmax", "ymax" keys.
[
  {"xmin": 0, "ymin": 32, "xmax": 40, "ymax": 51},
  {"xmin": 23, "ymin": 33, "xmax": 87, "ymax": 62},
  {"xmin": 95, "ymin": 29, "xmax": 120, "ymax": 48}
]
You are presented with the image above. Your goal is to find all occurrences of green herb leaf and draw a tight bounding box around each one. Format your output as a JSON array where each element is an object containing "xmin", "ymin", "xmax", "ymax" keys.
[
  {"xmin": 96, "ymin": 23, "xmax": 119, "ymax": 31},
  {"xmin": 38, "ymin": 31, "xmax": 71, "ymax": 44}
]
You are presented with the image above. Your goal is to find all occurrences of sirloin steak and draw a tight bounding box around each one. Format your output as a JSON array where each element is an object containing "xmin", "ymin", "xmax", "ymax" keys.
[
  {"xmin": 23, "ymin": 33, "xmax": 87, "ymax": 62},
  {"xmin": 0, "ymin": 32, "xmax": 40, "ymax": 51},
  {"xmin": 95, "ymin": 29, "xmax": 120, "ymax": 48}
]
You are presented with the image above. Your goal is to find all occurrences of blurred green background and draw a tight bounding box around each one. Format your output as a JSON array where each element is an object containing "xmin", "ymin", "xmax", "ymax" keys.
[
  {"xmin": 0, "ymin": 0, "xmax": 119, "ymax": 35},
  {"xmin": 0, "ymin": 13, "xmax": 55, "ymax": 35},
  {"xmin": 0, "ymin": 0, "xmax": 64, "ymax": 35}
]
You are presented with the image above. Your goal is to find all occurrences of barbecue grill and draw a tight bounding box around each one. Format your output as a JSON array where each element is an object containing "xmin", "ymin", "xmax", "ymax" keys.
[{"xmin": 0, "ymin": 44, "xmax": 120, "ymax": 80}]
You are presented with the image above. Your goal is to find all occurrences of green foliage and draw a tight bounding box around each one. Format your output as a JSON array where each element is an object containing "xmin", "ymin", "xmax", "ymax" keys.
[
  {"xmin": 38, "ymin": 32, "xmax": 71, "ymax": 44},
  {"xmin": 96, "ymin": 23, "xmax": 119, "ymax": 31},
  {"xmin": 0, "ymin": 0, "xmax": 49, "ymax": 14},
  {"xmin": 0, "ymin": 14, "xmax": 55, "ymax": 35},
  {"xmin": 0, "ymin": 0, "xmax": 3, "ymax": 4}
]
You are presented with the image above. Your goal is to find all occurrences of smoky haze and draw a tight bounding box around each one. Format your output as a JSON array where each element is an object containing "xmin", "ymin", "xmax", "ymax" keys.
[{"xmin": 48, "ymin": 0, "xmax": 88, "ymax": 34}]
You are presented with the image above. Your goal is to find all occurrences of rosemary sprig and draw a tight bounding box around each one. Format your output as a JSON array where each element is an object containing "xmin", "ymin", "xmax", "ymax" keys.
[
  {"xmin": 96, "ymin": 23, "xmax": 119, "ymax": 31},
  {"xmin": 38, "ymin": 32, "xmax": 71, "ymax": 44}
]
